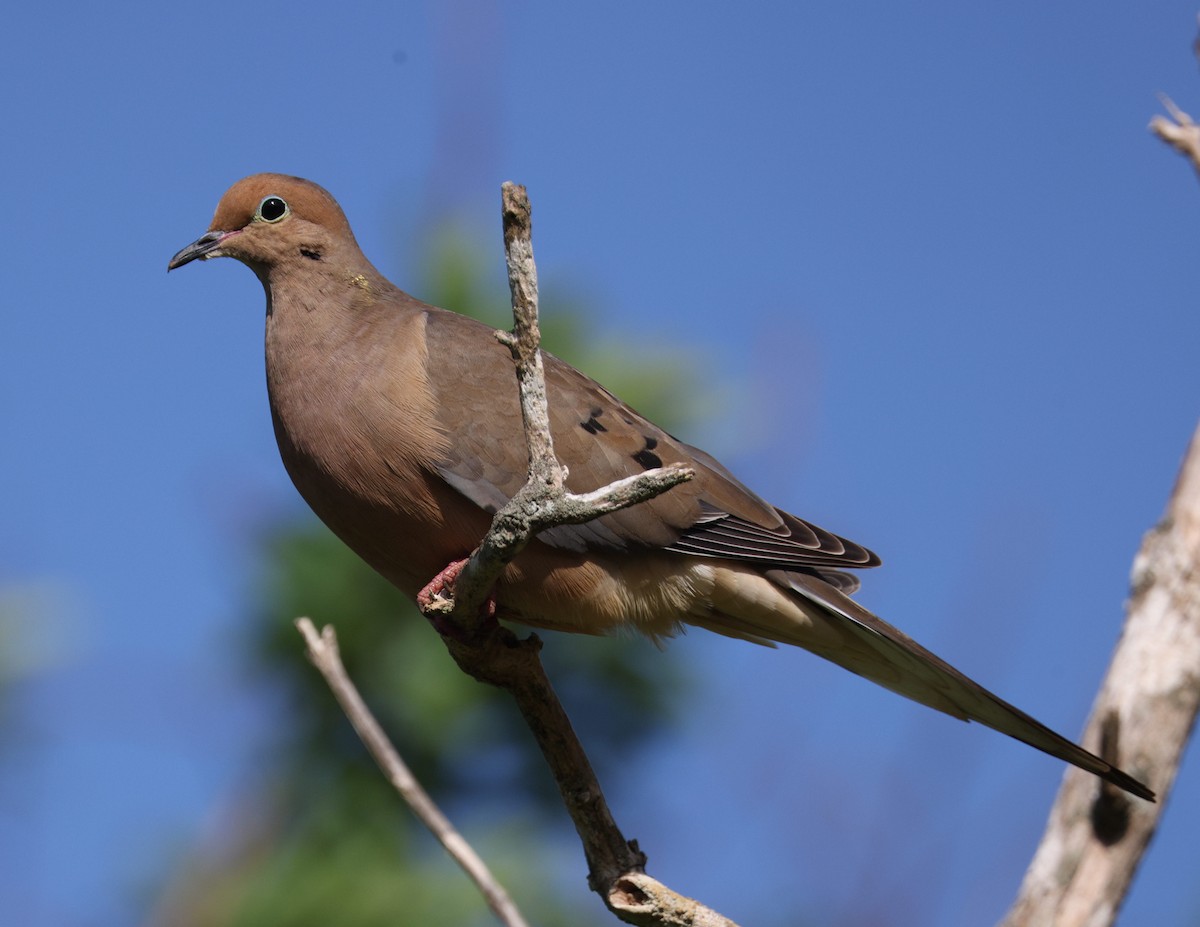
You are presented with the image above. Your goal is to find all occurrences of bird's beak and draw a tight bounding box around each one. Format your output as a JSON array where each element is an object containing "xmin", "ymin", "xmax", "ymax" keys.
[{"xmin": 168, "ymin": 229, "xmax": 238, "ymax": 271}]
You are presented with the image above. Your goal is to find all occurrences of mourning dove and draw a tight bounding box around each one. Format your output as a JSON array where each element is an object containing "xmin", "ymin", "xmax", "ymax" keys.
[{"xmin": 169, "ymin": 173, "xmax": 1153, "ymax": 801}]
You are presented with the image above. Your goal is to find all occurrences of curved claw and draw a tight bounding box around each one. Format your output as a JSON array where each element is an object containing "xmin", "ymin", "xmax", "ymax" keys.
[{"xmin": 417, "ymin": 559, "xmax": 498, "ymax": 639}]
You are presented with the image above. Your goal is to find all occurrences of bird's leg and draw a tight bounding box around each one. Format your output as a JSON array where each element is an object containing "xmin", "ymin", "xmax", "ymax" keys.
[
  {"xmin": 417, "ymin": 558, "xmax": 470, "ymax": 610},
  {"xmin": 417, "ymin": 558, "xmax": 499, "ymax": 639}
]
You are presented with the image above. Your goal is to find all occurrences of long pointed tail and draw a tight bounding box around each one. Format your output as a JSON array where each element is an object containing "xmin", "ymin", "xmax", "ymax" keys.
[{"xmin": 691, "ymin": 564, "xmax": 1154, "ymax": 801}]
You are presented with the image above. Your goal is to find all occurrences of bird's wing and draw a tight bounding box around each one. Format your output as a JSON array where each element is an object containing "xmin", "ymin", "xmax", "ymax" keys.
[{"xmin": 422, "ymin": 309, "xmax": 878, "ymax": 576}]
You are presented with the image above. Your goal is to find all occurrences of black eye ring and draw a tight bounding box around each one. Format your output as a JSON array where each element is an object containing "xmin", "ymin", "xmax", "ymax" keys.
[{"xmin": 257, "ymin": 195, "xmax": 289, "ymax": 223}]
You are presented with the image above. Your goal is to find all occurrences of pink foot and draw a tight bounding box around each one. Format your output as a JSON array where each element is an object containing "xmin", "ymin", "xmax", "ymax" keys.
[
  {"xmin": 417, "ymin": 559, "xmax": 468, "ymax": 611},
  {"xmin": 417, "ymin": 558, "xmax": 498, "ymax": 638}
]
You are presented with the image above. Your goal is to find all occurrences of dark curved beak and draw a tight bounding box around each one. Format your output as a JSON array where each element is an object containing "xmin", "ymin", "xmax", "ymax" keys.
[{"xmin": 168, "ymin": 229, "xmax": 235, "ymax": 271}]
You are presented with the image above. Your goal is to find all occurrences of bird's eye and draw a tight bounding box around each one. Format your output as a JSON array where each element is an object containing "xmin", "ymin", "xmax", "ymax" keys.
[{"xmin": 256, "ymin": 196, "xmax": 289, "ymax": 223}]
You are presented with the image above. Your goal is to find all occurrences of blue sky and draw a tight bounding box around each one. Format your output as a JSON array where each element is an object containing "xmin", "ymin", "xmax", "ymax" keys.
[{"xmin": 4, "ymin": 2, "xmax": 1200, "ymax": 924}]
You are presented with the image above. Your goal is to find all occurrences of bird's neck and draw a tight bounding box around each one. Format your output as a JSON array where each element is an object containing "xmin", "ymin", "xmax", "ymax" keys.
[
  {"xmin": 261, "ymin": 263, "xmax": 446, "ymax": 494},
  {"xmin": 262, "ymin": 258, "xmax": 413, "ymax": 399}
]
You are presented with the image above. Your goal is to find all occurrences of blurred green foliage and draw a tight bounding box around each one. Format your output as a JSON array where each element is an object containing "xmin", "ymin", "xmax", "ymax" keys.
[{"xmin": 150, "ymin": 225, "xmax": 705, "ymax": 926}]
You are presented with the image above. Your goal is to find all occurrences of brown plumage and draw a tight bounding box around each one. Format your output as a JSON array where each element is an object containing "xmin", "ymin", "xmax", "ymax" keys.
[{"xmin": 169, "ymin": 173, "xmax": 1154, "ymax": 801}]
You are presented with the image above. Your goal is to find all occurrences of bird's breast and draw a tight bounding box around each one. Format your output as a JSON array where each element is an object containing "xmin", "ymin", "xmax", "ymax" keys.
[{"xmin": 263, "ymin": 300, "xmax": 487, "ymax": 595}]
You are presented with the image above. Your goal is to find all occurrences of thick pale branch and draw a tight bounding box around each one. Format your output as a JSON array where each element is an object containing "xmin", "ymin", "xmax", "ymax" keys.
[
  {"xmin": 999, "ymin": 423, "xmax": 1200, "ymax": 927},
  {"xmin": 1001, "ymin": 53, "xmax": 1200, "ymax": 925}
]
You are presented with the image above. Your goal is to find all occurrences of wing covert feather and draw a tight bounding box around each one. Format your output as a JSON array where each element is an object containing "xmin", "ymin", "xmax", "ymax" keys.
[{"xmin": 422, "ymin": 308, "xmax": 878, "ymax": 573}]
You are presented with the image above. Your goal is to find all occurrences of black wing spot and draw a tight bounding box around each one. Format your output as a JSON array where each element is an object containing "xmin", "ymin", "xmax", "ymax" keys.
[
  {"xmin": 632, "ymin": 435, "xmax": 662, "ymax": 470},
  {"xmin": 580, "ymin": 407, "xmax": 607, "ymax": 434}
]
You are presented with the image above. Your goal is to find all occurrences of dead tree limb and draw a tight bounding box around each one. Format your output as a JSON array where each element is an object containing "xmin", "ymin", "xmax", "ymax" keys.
[
  {"xmin": 998, "ymin": 51, "xmax": 1200, "ymax": 926},
  {"xmin": 1000, "ymin": 42, "xmax": 1200, "ymax": 926},
  {"xmin": 1000, "ymin": 424, "xmax": 1200, "ymax": 927}
]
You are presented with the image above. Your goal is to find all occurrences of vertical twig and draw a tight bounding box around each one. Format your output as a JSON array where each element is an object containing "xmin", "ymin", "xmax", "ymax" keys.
[
  {"xmin": 335, "ymin": 182, "xmax": 730, "ymax": 925},
  {"xmin": 435, "ymin": 186, "xmax": 691, "ymax": 629}
]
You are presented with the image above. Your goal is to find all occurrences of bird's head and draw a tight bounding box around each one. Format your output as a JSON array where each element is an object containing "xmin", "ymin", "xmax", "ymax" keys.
[{"xmin": 168, "ymin": 174, "xmax": 360, "ymax": 277}]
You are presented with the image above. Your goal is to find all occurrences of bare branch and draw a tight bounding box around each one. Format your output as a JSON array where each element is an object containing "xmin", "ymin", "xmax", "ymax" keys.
[
  {"xmin": 414, "ymin": 183, "xmax": 735, "ymax": 926},
  {"xmin": 294, "ymin": 618, "xmax": 532, "ymax": 927},
  {"xmin": 999, "ymin": 423, "xmax": 1200, "ymax": 927},
  {"xmin": 1149, "ymin": 94, "xmax": 1200, "ymax": 178},
  {"xmin": 1004, "ymin": 46, "xmax": 1200, "ymax": 924},
  {"xmin": 1148, "ymin": 14, "xmax": 1200, "ymax": 173},
  {"xmin": 608, "ymin": 874, "xmax": 742, "ymax": 927},
  {"xmin": 496, "ymin": 184, "xmax": 558, "ymax": 491},
  {"xmin": 440, "ymin": 183, "xmax": 692, "ymax": 631}
]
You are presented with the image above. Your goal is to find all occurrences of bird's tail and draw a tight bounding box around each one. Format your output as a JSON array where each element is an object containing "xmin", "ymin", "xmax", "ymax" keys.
[{"xmin": 688, "ymin": 564, "xmax": 1154, "ymax": 801}]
